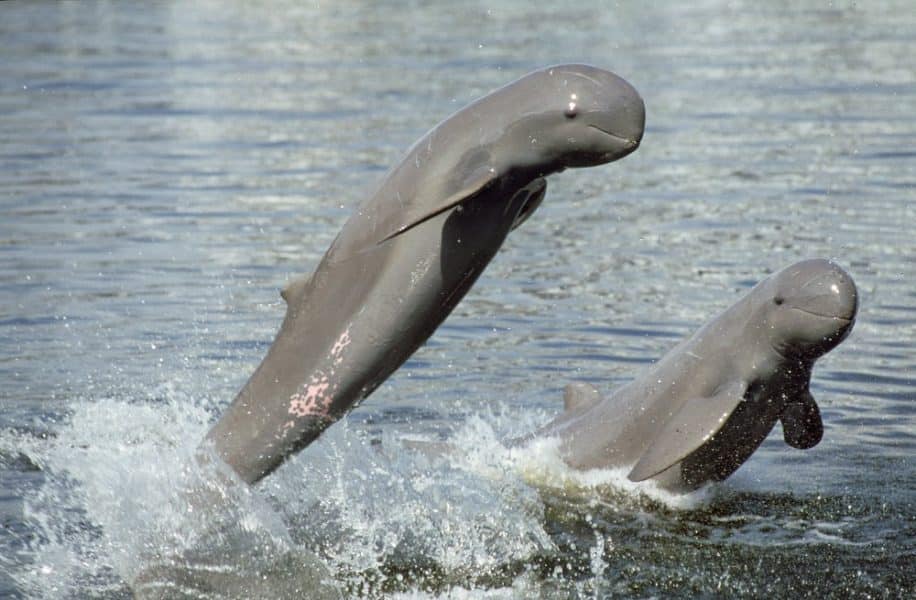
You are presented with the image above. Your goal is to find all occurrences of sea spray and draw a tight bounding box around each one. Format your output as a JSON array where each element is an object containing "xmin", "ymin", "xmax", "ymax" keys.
[
  {"xmin": 10, "ymin": 388, "xmax": 718, "ymax": 598},
  {"xmin": 10, "ymin": 394, "xmax": 340, "ymax": 598}
]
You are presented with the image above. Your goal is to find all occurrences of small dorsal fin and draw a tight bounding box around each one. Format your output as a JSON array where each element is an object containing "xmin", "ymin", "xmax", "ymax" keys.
[
  {"xmin": 780, "ymin": 389, "xmax": 823, "ymax": 449},
  {"xmin": 280, "ymin": 275, "xmax": 311, "ymax": 306},
  {"xmin": 628, "ymin": 379, "xmax": 748, "ymax": 482},
  {"xmin": 563, "ymin": 382, "xmax": 602, "ymax": 412}
]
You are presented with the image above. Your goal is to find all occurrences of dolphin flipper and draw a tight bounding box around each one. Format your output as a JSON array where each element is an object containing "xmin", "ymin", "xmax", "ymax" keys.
[
  {"xmin": 509, "ymin": 178, "xmax": 547, "ymax": 231},
  {"xmin": 378, "ymin": 166, "xmax": 499, "ymax": 245},
  {"xmin": 628, "ymin": 380, "xmax": 747, "ymax": 482},
  {"xmin": 780, "ymin": 390, "xmax": 823, "ymax": 449},
  {"xmin": 563, "ymin": 382, "xmax": 602, "ymax": 412}
]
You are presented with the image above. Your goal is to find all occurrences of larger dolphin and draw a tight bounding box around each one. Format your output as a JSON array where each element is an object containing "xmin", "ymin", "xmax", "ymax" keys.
[
  {"xmin": 205, "ymin": 65, "xmax": 645, "ymax": 484},
  {"xmin": 520, "ymin": 259, "xmax": 858, "ymax": 492}
]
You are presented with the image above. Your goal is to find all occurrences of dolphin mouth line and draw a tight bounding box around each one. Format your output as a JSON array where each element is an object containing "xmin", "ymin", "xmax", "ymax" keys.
[
  {"xmin": 587, "ymin": 124, "xmax": 639, "ymax": 148},
  {"xmin": 789, "ymin": 306, "xmax": 855, "ymax": 322}
]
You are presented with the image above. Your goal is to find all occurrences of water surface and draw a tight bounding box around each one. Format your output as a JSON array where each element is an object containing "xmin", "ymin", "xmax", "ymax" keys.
[{"xmin": 1, "ymin": 1, "xmax": 914, "ymax": 597}]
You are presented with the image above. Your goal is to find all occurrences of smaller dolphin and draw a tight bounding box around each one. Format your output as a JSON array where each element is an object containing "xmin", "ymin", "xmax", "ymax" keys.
[{"xmin": 520, "ymin": 259, "xmax": 858, "ymax": 492}]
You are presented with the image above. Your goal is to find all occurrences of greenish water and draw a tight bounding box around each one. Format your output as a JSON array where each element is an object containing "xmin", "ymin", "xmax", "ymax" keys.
[{"xmin": 1, "ymin": 1, "xmax": 913, "ymax": 597}]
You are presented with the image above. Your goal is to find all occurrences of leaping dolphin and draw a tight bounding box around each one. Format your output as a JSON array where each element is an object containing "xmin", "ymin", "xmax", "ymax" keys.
[
  {"xmin": 204, "ymin": 64, "xmax": 646, "ymax": 484},
  {"xmin": 518, "ymin": 259, "xmax": 858, "ymax": 492}
]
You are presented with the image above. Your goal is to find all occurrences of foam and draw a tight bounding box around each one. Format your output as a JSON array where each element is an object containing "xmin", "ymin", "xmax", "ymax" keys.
[
  {"xmin": 8, "ymin": 391, "xmax": 714, "ymax": 597},
  {"xmin": 444, "ymin": 412, "xmax": 716, "ymax": 512}
]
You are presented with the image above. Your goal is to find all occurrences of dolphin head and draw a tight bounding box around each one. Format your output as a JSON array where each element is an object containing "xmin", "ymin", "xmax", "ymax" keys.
[
  {"xmin": 497, "ymin": 64, "xmax": 645, "ymax": 174},
  {"xmin": 762, "ymin": 259, "xmax": 858, "ymax": 360}
]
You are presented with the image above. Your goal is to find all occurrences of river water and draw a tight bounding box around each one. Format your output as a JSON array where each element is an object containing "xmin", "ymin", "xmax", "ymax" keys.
[{"xmin": 1, "ymin": 1, "xmax": 913, "ymax": 597}]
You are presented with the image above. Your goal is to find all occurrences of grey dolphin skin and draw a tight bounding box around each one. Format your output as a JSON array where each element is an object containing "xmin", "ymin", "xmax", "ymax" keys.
[
  {"xmin": 522, "ymin": 259, "xmax": 857, "ymax": 492},
  {"xmin": 205, "ymin": 65, "xmax": 645, "ymax": 484}
]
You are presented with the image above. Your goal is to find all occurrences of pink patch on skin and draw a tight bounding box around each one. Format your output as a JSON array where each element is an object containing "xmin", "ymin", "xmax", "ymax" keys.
[
  {"xmin": 288, "ymin": 375, "xmax": 333, "ymax": 418},
  {"xmin": 330, "ymin": 328, "xmax": 352, "ymax": 358},
  {"xmin": 276, "ymin": 420, "xmax": 296, "ymax": 440},
  {"xmin": 286, "ymin": 325, "xmax": 353, "ymax": 421}
]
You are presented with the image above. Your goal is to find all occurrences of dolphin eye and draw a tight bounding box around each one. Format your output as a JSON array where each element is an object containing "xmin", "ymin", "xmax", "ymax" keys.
[
  {"xmin": 564, "ymin": 102, "xmax": 578, "ymax": 118},
  {"xmin": 774, "ymin": 296, "xmax": 784, "ymax": 306}
]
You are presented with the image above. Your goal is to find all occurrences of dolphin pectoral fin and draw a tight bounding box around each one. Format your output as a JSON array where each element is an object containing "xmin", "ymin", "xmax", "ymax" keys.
[
  {"xmin": 377, "ymin": 168, "xmax": 499, "ymax": 245},
  {"xmin": 563, "ymin": 382, "xmax": 602, "ymax": 412},
  {"xmin": 280, "ymin": 275, "xmax": 311, "ymax": 306},
  {"xmin": 780, "ymin": 390, "xmax": 823, "ymax": 449},
  {"xmin": 628, "ymin": 380, "xmax": 747, "ymax": 482},
  {"xmin": 509, "ymin": 178, "xmax": 547, "ymax": 231}
]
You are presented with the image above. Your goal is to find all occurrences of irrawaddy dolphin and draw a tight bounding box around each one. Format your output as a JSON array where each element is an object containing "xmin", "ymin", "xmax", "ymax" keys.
[
  {"xmin": 204, "ymin": 64, "xmax": 646, "ymax": 484},
  {"xmin": 518, "ymin": 259, "xmax": 858, "ymax": 492}
]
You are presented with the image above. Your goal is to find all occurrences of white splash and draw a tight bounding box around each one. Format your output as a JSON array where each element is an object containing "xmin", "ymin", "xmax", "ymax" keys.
[
  {"xmin": 444, "ymin": 412, "xmax": 716, "ymax": 512},
  {"xmin": 7, "ymin": 387, "xmax": 715, "ymax": 598}
]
